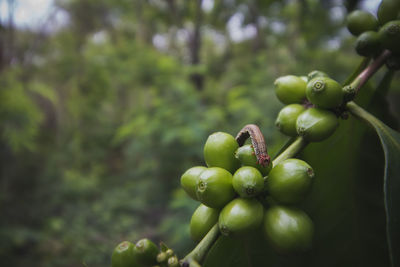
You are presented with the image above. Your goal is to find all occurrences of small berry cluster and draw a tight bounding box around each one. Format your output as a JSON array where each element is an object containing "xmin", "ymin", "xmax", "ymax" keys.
[
  {"xmin": 111, "ymin": 239, "xmax": 179, "ymax": 267},
  {"xmin": 274, "ymin": 71, "xmax": 341, "ymax": 142},
  {"xmin": 181, "ymin": 130, "xmax": 314, "ymax": 254},
  {"xmin": 346, "ymin": 0, "xmax": 400, "ymax": 65}
]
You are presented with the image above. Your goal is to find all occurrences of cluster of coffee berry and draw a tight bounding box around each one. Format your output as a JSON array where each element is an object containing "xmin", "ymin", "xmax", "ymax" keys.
[
  {"xmin": 346, "ymin": 0, "xmax": 399, "ymax": 59},
  {"xmin": 181, "ymin": 130, "xmax": 314, "ymax": 254},
  {"xmin": 275, "ymin": 71, "xmax": 341, "ymax": 142},
  {"xmin": 112, "ymin": 239, "xmax": 180, "ymax": 267}
]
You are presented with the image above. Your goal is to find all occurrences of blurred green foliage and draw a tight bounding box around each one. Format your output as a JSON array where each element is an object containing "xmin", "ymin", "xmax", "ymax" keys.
[{"xmin": 0, "ymin": 0, "xmax": 399, "ymax": 266}]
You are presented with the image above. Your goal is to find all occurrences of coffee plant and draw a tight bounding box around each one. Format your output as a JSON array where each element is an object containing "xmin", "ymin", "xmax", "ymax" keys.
[{"xmin": 111, "ymin": 1, "xmax": 400, "ymax": 267}]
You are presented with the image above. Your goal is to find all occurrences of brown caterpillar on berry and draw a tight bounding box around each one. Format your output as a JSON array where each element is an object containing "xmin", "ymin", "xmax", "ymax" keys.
[{"xmin": 235, "ymin": 124, "xmax": 271, "ymax": 167}]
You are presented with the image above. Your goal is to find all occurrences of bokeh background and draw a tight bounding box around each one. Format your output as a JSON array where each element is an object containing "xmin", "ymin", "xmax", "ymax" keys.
[{"xmin": 0, "ymin": 0, "xmax": 399, "ymax": 266}]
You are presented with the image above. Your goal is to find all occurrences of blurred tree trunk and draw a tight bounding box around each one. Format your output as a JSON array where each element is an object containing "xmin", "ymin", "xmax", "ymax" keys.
[
  {"xmin": 189, "ymin": 0, "xmax": 204, "ymax": 91},
  {"xmin": 288, "ymin": 0, "xmax": 306, "ymax": 60},
  {"xmin": 135, "ymin": 0, "xmax": 153, "ymax": 45},
  {"xmin": 248, "ymin": 1, "xmax": 265, "ymax": 52},
  {"xmin": 0, "ymin": 25, "xmax": 5, "ymax": 72},
  {"xmin": 6, "ymin": 0, "xmax": 15, "ymax": 66},
  {"xmin": 0, "ymin": 0, "xmax": 15, "ymax": 72},
  {"xmin": 166, "ymin": 0, "xmax": 182, "ymax": 58}
]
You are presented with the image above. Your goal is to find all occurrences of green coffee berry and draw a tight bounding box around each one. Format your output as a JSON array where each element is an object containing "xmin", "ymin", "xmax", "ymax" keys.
[
  {"xmin": 296, "ymin": 108, "xmax": 339, "ymax": 142},
  {"xmin": 346, "ymin": 10, "xmax": 379, "ymax": 36},
  {"xmin": 156, "ymin": 252, "xmax": 168, "ymax": 263},
  {"xmin": 196, "ymin": 167, "xmax": 235, "ymax": 208},
  {"xmin": 355, "ymin": 31, "xmax": 382, "ymax": 57},
  {"xmin": 167, "ymin": 256, "xmax": 180, "ymax": 267},
  {"xmin": 235, "ymin": 145, "xmax": 272, "ymax": 176},
  {"xmin": 307, "ymin": 70, "xmax": 329, "ymax": 81},
  {"xmin": 219, "ymin": 198, "xmax": 264, "ymax": 236},
  {"xmin": 377, "ymin": 0, "xmax": 400, "ymax": 25},
  {"xmin": 112, "ymin": 241, "xmax": 138, "ymax": 267},
  {"xmin": 180, "ymin": 166, "xmax": 206, "ymax": 200},
  {"xmin": 133, "ymin": 238, "xmax": 159, "ymax": 266},
  {"xmin": 300, "ymin": 76, "xmax": 308, "ymax": 82},
  {"xmin": 267, "ymin": 159, "xmax": 314, "ymax": 204},
  {"xmin": 165, "ymin": 249, "xmax": 174, "ymax": 258},
  {"xmin": 232, "ymin": 166, "xmax": 264, "ymax": 198},
  {"xmin": 190, "ymin": 204, "xmax": 219, "ymax": 242},
  {"xmin": 274, "ymin": 75, "xmax": 307, "ymax": 104},
  {"xmin": 275, "ymin": 104, "xmax": 306, "ymax": 137},
  {"xmin": 204, "ymin": 132, "xmax": 240, "ymax": 173},
  {"xmin": 263, "ymin": 206, "xmax": 314, "ymax": 253},
  {"xmin": 306, "ymin": 77, "xmax": 343, "ymax": 108},
  {"xmin": 379, "ymin": 20, "xmax": 400, "ymax": 53}
]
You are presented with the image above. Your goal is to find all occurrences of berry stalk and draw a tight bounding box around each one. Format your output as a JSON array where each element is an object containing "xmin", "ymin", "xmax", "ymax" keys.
[
  {"xmin": 182, "ymin": 224, "xmax": 220, "ymax": 266},
  {"xmin": 349, "ymin": 50, "xmax": 392, "ymax": 94},
  {"xmin": 272, "ymin": 137, "xmax": 309, "ymax": 166},
  {"xmin": 346, "ymin": 101, "xmax": 385, "ymax": 126}
]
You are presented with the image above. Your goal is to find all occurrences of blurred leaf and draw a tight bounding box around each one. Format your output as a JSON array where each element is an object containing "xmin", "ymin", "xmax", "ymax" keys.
[
  {"xmin": 0, "ymin": 75, "xmax": 43, "ymax": 152},
  {"xmin": 29, "ymin": 82, "xmax": 57, "ymax": 104}
]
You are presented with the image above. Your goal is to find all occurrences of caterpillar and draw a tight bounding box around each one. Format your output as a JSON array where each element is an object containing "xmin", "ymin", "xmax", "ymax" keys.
[{"xmin": 235, "ymin": 124, "xmax": 270, "ymax": 167}]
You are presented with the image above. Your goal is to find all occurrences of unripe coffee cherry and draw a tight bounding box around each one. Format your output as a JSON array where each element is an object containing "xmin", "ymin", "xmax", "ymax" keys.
[
  {"xmin": 346, "ymin": 10, "xmax": 379, "ymax": 36},
  {"xmin": 112, "ymin": 241, "xmax": 138, "ymax": 267},
  {"xmin": 296, "ymin": 108, "xmax": 339, "ymax": 142},
  {"xmin": 204, "ymin": 132, "xmax": 240, "ymax": 173},
  {"xmin": 157, "ymin": 252, "xmax": 168, "ymax": 264},
  {"xmin": 196, "ymin": 167, "xmax": 235, "ymax": 208},
  {"xmin": 235, "ymin": 145, "xmax": 272, "ymax": 176},
  {"xmin": 219, "ymin": 198, "xmax": 264, "ymax": 236},
  {"xmin": 355, "ymin": 31, "xmax": 382, "ymax": 57},
  {"xmin": 167, "ymin": 256, "xmax": 180, "ymax": 267},
  {"xmin": 232, "ymin": 166, "xmax": 264, "ymax": 198},
  {"xmin": 306, "ymin": 77, "xmax": 343, "ymax": 108},
  {"xmin": 379, "ymin": 20, "xmax": 400, "ymax": 53},
  {"xmin": 266, "ymin": 159, "xmax": 314, "ymax": 204},
  {"xmin": 275, "ymin": 104, "xmax": 306, "ymax": 137},
  {"xmin": 377, "ymin": 0, "xmax": 400, "ymax": 25},
  {"xmin": 190, "ymin": 204, "xmax": 219, "ymax": 242},
  {"xmin": 181, "ymin": 166, "xmax": 206, "ymax": 200},
  {"xmin": 307, "ymin": 70, "xmax": 329, "ymax": 81},
  {"xmin": 263, "ymin": 206, "xmax": 314, "ymax": 253},
  {"xmin": 274, "ymin": 75, "xmax": 307, "ymax": 104},
  {"xmin": 133, "ymin": 238, "xmax": 159, "ymax": 266},
  {"xmin": 165, "ymin": 249, "xmax": 174, "ymax": 258}
]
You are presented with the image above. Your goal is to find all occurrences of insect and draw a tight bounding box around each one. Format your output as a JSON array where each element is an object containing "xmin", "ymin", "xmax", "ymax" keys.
[{"xmin": 235, "ymin": 124, "xmax": 271, "ymax": 167}]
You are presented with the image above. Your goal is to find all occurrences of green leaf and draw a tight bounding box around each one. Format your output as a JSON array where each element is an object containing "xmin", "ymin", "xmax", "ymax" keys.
[{"xmin": 347, "ymin": 101, "xmax": 400, "ymax": 267}]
